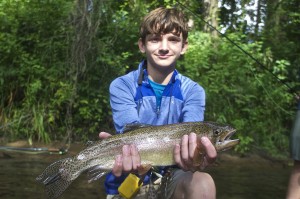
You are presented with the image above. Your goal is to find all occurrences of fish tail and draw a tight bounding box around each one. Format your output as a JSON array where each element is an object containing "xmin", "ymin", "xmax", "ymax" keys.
[{"xmin": 36, "ymin": 158, "xmax": 75, "ymax": 199}]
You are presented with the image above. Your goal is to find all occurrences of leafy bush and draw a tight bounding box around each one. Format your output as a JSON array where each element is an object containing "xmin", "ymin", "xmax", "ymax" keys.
[
  {"xmin": 178, "ymin": 31, "xmax": 294, "ymax": 156},
  {"xmin": 0, "ymin": 0, "xmax": 297, "ymax": 159}
]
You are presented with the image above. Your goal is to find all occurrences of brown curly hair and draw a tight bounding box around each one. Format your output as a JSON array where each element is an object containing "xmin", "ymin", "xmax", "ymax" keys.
[{"xmin": 139, "ymin": 7, "xmax": 189, "ymax": 44}]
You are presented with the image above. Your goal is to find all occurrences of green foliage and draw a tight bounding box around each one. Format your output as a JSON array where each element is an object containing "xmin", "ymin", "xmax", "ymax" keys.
[
  {"xmin": 0, "ymin": 0, "xmax": 74, "ymax": 142},
  {"xmin": 0, "ymin": 0, "xmax": 298, "ymax": 159},
  {"xmin": 178, "ymin": 31, "xmax": 294, "ymax": 156}
]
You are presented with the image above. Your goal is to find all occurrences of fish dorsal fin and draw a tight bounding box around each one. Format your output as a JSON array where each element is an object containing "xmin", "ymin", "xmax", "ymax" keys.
[{"xmin": 122, "ymin": 123, "xmax": 151, "ymax": 133}]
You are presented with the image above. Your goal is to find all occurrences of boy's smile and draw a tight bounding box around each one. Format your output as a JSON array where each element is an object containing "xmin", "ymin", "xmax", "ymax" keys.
[{"xmin": 138, "ymin": 32, "xmax": 188, "ymax": 71}]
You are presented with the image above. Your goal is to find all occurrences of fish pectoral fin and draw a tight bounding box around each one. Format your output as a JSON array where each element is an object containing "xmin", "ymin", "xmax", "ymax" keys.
[
  {"xmin": 87, "ymin": 165, "xmax": 107, "ymax": 183},
  {"xmin": 137, "ymin": 164, "xmax": 152, "ymax": 176},
  {"xmin": 192, "ymin": 144, "xmax": 206, "ymax": 167}
]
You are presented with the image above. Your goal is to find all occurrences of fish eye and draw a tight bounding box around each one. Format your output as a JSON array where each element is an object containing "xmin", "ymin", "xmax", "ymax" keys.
[{"xmin": 214, "ymin": 130, "xmax": 220, "ymax": 135}]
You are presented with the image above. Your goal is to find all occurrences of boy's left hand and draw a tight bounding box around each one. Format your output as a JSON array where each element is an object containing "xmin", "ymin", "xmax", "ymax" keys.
[
  {"xmin": 173, "ymin": 132, "xmax": 217, "ymax": 171},
  {"xmin": 99, "ymin": 132, "xmax": 141, "ymax": 177}
]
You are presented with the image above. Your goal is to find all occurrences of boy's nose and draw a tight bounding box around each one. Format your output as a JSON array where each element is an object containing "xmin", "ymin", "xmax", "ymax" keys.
[
  {"xmin": 159, "ymin": 39, "xmax": 169, "ymax": 53},
  {"xmin": 159, "ymin": 49, "xmax": 169, "ymax": 54}
]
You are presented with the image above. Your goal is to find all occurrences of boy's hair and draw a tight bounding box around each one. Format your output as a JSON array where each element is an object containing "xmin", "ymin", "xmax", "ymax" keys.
[{"xmin": 139, "ymin": 7, "xmax": 188, "ymax": 44}]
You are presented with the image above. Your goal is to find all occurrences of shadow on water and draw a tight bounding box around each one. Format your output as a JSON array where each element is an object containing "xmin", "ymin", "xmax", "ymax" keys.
[
  {"xmin": 0, "ymin": 148, "xmax": 291, "ymax": 199},
  {"xmin": 207, "ymin": 154, "xmax": 291, "ymax": 199},
  {"xmin": 0, "ymin": 152, "xmax": 106, "ymax": 199}
]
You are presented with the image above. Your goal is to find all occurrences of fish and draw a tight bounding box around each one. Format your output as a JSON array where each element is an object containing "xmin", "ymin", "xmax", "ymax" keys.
[{"xmin": 36, "ymin": 121, "xmax": 239, "ymax": 198}]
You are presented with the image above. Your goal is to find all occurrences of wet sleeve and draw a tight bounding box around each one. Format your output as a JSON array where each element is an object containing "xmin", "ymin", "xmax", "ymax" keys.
[{"xmin": 109, "ymin": 78, "xmax": 139, "ymax": 133}]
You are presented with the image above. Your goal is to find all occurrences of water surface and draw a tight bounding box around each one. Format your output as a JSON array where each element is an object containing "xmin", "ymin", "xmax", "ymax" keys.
[{"xmin": 0, "ymin": 149, "xmax": 291, "ymax": 199}]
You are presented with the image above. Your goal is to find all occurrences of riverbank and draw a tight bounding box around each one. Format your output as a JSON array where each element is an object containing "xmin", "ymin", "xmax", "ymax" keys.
[{"xmin": 0, "ymin": 139, "xmax": 293, "ymax": 167}]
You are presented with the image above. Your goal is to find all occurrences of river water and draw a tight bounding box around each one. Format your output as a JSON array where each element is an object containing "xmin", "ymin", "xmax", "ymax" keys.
[{"xmin": 0, "ymin": 147, "xmax": 291, "ymax": 199}]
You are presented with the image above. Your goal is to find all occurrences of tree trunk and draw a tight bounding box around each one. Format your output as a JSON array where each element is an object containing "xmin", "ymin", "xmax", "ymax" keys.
[
  {"xmin": 203, "ymin": 0, "xmax": 219, "ymax": 37},
  {"xmin": 255, "ymin": 0, "xmax": 262, "ymax": 35}
]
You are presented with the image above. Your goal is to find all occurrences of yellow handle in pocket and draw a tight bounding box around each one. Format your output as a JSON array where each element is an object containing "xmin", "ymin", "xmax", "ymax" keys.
[{"xmin": 118, "ymin": 173, "xmax": 143, "ymax": 199}]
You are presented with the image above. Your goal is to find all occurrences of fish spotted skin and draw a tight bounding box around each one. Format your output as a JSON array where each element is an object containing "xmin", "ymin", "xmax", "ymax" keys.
[{"xmin": 36, "ymin": 121, "xmax": 239, "ymax": 198}]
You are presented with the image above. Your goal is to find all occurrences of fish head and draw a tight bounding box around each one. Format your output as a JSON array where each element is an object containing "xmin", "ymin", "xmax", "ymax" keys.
[{"xmin": 196, "ymin": 122, "xmax": 240, "ymax": 152}]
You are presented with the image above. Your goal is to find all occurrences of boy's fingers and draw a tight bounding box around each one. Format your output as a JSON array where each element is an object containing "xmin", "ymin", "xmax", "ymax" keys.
[
  {"xmin": 99, "ymin": 132, "xmax": 112, "ymax": 139},
  {"xmin": 173, "ymin": 144, "xmax": 187, "ymax": 171},
  {"xmin": 200, "ymin": 137, "xmax": 217, "ymax": 164},
  {"xmin": 188, "ymin": 132, "xmax": 197, "ymax": 160},
  {"xmin": 130, "ymin": 145, "xmax": 141, "ymax": 170},
  {"xmin": 112, "ymin": 155, "xmax": 123, "ymax": 177},
  {"xmin": 122, "ymin": 145, "xmax": 132, "ymax": 172},
  {"xmin": 180, "ymin": 134, "xmax": 189, "ymax": 163}
]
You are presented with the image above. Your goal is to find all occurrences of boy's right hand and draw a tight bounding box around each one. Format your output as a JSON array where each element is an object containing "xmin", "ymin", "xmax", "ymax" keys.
[{"xmin": 99, "ymin": 132, "xmax": 141, "ymax": 177}]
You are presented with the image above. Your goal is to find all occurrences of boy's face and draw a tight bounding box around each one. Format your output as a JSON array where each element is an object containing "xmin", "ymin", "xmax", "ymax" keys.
[{"xmin": 138, "ymin": 31, "xmax": 188, "ymax": 70}]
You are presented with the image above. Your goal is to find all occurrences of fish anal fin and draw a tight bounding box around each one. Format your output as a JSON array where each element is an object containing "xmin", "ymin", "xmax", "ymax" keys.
[
  {"xmin": 87, "ymin": 165, "xmax": 107, "ymax": 183},
  {"xmin": 137, "ymin": 164, "xmax": 152, "ymax": 176}
]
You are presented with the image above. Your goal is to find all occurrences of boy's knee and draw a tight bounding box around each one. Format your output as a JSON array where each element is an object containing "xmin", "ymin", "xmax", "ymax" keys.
[
  {"xmin": 188, "ymin": 172, "xmax": 216, "ymax": 199},
  {"xmin": 193, "ymin": 172, "xmax": 214, "ymax": 185},
  {"xmin": 173, "ymin": 171, "xmax": 215, "ymax": 199}
]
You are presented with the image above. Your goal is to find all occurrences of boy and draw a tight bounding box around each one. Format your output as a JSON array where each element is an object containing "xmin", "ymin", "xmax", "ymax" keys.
[{"xmin": 100, "ymin": 7, "xmax": 217, "ymax": 199}]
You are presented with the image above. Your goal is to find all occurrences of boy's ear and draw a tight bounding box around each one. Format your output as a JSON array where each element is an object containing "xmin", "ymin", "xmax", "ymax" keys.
[
  {"xmin": 180, "ymin": 41, "xmax": 188, "ymax": 55},
  {"xmin": 138, "ymin": 38, "xmax": 145, "ymax": 53}
]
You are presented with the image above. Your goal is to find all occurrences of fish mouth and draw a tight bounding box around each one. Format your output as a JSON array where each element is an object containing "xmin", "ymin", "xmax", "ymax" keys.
[{"xmin": 216, "ymin": 129, "xmax": 240, "ymax": 152}]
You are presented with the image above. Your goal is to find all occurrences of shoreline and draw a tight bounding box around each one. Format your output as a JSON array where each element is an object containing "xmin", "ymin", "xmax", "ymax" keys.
[{"xmin": 0, "ymin": 139, "xmax": 293, "ymax": 167}]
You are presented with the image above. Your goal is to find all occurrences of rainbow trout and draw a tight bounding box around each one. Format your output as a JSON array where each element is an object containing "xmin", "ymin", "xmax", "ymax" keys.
[{"xmin": 36, "ymin": 122, "xmax": 239, "ymax": 198}]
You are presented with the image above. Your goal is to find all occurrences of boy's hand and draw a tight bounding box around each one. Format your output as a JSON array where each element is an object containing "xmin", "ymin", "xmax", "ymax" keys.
[
  {"xmin": 99, "ymin": 132, "xmax": 112, "ymax": 139},
  {"xmin": 173, "ymin": 133, "xmax": 217, "ymax": 171},
  {"xmin": 99, "ymin": 132, "xmax": 141, "ymax": 177}
]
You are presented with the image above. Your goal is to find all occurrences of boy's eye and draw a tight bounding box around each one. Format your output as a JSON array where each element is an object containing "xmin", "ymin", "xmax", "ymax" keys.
[
  {"xmin": 169, "ymin": 37, "xmax": 181, "ymax": 43},
  {"xmin": 149, "ymin": 37, "xmax": 160, "ymax": 43}
]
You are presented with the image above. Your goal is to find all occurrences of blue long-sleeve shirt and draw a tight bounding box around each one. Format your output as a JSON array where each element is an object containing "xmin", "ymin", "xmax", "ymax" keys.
[{"xmin": 105, "ymin": 60, "xmax": 206, "ymax": 194}]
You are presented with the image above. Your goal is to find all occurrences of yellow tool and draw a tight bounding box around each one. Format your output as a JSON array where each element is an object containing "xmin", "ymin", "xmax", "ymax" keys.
[{"xmin": 118, "ymin": 173, "xmax": 143, "ymax": 199}]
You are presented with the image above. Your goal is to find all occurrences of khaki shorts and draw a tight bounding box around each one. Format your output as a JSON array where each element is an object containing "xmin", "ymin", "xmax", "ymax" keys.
[{"xmin": 106, "ymin": 169, "xmax": 187, "ymax": 199}]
